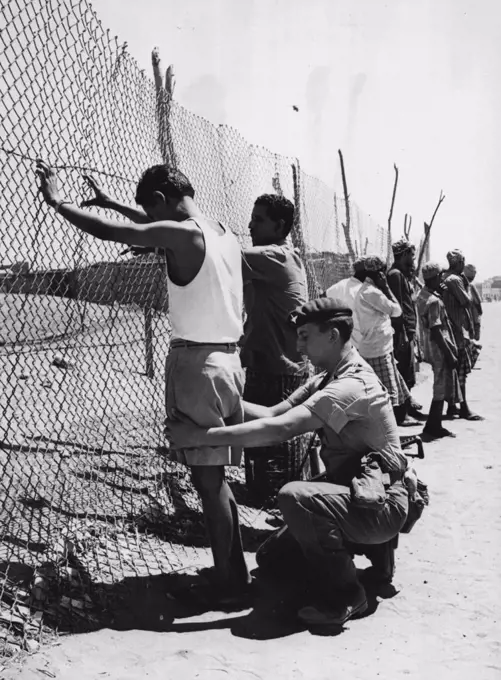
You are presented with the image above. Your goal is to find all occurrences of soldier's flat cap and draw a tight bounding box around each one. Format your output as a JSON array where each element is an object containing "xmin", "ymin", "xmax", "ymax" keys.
[{"xmin": 288, "ymin": 297, "xmax": 353, "ymax": 327}]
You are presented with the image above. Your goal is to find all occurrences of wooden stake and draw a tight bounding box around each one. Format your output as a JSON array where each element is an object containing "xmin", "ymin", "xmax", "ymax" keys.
[
  {"xmin": 416, "ymin": 191, "xmax": 445, "ymax": 275},
  {"xmin": 388, "ymin": 164, "xmax": 399, "ymax": 240},
  {"xmin": 291, "ymin": 162, "xmax": 321, "ymax": 298},
  {"xmin": 338, "ymin": 150, "xmax": 357, "ymax": 263}
]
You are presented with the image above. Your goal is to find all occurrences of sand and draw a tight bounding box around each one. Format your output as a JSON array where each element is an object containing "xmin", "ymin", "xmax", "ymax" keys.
[{"xmin": 3, "ymin": 304, "xmax": 501, "ymax": 680}]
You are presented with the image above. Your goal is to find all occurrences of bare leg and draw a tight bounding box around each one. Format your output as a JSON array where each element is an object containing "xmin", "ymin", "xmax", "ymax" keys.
[
  {"xmin": 191, "ymin": 465, "xmax": 250, "ymax": 591},
  {"xmin": 458, "ymin": 382, "xmax": 483, "ymax": 421},
  {"xmin": 423, "ymin": 400, "xmax": 456, "ymax": 439}
]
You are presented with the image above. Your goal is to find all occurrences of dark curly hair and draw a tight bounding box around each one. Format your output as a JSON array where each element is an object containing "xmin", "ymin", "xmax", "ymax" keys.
[
  {"xmin": 254, "ymin": 194, "xmax": 295, "ymax": 238},
  {"xmin": 135, "ymin": 165, "xmax": 195, "ymax": 206}
]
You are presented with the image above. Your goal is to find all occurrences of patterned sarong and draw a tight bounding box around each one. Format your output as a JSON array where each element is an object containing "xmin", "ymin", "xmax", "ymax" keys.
[
  {"xmin": 457, "ymin": 339, "xmax": 481, "ymax": 389},
  {"xmin": 365, "ymin": 352, "xmax": 410, "ymax": 407}
]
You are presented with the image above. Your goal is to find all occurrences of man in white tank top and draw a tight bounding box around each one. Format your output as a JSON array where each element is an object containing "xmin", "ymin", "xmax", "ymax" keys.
[{"xmin": 36, "ymin": 161, "xmax": 251, "ymax": 606}]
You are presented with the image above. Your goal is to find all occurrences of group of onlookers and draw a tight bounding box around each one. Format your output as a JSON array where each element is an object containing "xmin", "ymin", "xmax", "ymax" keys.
[{"xmin": 326, "ymin": 241, "xmax": 483, "ymax": 439}]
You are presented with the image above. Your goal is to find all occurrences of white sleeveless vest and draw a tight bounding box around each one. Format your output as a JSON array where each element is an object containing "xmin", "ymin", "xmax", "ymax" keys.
[{"xmin": 167, "ymin": 219, "xmax": 243, "ymax": 343}]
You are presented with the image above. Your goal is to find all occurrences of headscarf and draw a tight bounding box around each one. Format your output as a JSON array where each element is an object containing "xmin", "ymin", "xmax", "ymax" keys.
[
  {"xmin": 353, "ymin": 257, "xmax": 366, "ymax": 274},
  {"xmin": 446, "ymin": 249, "xmax": 464, "ymax": 267},
  {"xmin": 463, "ymin": 263, "xmax": 477, "ymax": 279},
  {"xmin": 392, "ymin": 238, "xmax": 415, "ymax": 257},
  {"xmin": 363, "ymin": 255, "xmax": 386, "ymax": 272},
  {"xmin": 421, "ymin": 261, "xmax": 443, "ymax": 281}
]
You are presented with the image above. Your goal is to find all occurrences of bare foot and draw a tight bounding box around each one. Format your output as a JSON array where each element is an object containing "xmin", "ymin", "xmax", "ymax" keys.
[{"xmin": 422, "ymin": 427, "xmax": 457, "ymax": 441}]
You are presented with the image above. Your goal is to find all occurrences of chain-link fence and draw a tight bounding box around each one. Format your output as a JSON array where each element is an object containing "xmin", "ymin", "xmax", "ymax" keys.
[{"xmin": 0, "ymin": 0, "xmax": 390, "ymax": 656}]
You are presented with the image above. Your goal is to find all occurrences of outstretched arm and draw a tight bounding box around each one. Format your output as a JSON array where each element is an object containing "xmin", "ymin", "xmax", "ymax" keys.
[
  {"xmin": 243, "ymin": 398, "xmax": 295, "ymax": 421},
  {"xmin": 165, "ymin": 404, "xmax": 322, "ymax": 450},
  {"xmin": 81, "ymin": 174, "xmax": 150, "ymax": 225},
  {"xmin": 37, "ymin": 161, "xmax": 183, "ymax": 249}
]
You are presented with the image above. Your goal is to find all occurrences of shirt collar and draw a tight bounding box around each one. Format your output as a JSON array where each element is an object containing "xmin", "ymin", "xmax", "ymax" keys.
[{"xmin": 330, "ymin": 346, "xmax": 359, "ymax": 380}]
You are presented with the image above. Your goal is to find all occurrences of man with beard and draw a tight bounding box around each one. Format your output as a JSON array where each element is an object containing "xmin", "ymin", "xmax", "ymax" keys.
[{"xmin": 387, "ymin": 238, "xmax": 424, "ymax": 420}]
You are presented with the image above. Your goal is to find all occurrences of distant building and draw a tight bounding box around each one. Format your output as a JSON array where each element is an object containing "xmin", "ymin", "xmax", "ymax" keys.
[{"xmin": 479, "ymin": 276, "xmax": 501, "ymax": 301}]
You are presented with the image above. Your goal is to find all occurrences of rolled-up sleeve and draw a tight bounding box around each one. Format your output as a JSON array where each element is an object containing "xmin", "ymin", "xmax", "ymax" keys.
[
  {"xmin": 287, "ymin": 375, "xmax": 320, "ymax": 408},
  {"xmin": 242, "ymin": 246, "xmax": 285, "ymax": 282},
  {"xmin": 301, "ymin": 378, "xmax": 365, "ymax": 433}
]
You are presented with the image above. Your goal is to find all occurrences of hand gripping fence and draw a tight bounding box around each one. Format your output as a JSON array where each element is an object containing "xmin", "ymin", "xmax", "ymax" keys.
[{"xmin": 0, "ymin": 0, "xmax": 390, "ymax": 656}]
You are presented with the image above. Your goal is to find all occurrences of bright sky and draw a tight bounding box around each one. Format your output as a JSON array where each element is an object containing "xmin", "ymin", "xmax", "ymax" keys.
[{"xmin": 92, "ymin": 0, "xmax": 501, "ymax": 280}]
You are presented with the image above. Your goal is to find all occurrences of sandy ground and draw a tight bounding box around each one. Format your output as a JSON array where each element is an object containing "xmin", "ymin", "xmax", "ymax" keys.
[{"xmin": 3, "ymin": 304, "xmax": 501, "ymax": 680}]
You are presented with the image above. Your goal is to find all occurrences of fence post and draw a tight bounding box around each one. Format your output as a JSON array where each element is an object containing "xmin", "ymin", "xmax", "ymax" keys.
[
  {"xmin": 144, "ymin": 306, "xmax": 154, "ymax": 379},
  {"xmin": 291, "ymin": 161, "xmax": 320, "ymax": 298}
]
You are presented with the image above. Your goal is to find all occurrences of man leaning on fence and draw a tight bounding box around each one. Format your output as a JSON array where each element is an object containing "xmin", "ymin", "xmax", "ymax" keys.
[
  {"xmin": 240, "ymin": 194, "xmax": 308, "ymax": 501},
  {"xmin": 166, "ymin": 298, "xmax": 420, "ymax": 628},
  {"xmin": 36, "ymin": 160, "xmax": 252, "ymax": 607}
]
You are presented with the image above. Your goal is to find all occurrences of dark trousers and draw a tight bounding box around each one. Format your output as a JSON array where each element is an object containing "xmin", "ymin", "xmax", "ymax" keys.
[
  {"xmin": 394, "ymin": 336, "xmax": 416, "ymax": 390},
  {"xmin": 243, "ymin": 369, "xmax": 309, "ymax": 500},
  {"xmin": 257, "ymin": 480, "xmax": 408, "ymax": 601}
]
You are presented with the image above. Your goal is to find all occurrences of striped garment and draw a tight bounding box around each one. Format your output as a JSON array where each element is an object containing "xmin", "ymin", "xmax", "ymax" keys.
[
  {"xmin": 457, "ymin": 340, "xmax": 481, "ymax": 390},
  {"xmin": 365, "ymin": 352, "xmax": 410, "ymax": 407},
  {"xmin": 430, "ymin": 355, "xmax": 463, "ymax": 403}
]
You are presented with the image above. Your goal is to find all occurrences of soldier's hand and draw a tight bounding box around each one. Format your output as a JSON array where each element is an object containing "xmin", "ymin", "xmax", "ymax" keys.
[{"xmin": 403, "ymin": 466, "xmax": 418, "ymax": 500}]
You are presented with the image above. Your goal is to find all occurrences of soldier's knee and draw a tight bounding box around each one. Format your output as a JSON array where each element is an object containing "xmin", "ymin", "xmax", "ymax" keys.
[{"xmin": 277, "ymin": 481, "xmax": 309, "ymax": 518}]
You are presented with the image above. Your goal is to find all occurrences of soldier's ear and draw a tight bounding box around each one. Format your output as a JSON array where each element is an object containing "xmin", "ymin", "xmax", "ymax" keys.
[{"xmin": 330, "ymin": 327, "xmax": 340, "ymax": 343}]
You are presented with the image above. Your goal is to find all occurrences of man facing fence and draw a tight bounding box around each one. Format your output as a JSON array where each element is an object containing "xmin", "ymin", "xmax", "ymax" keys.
[
  {"xmin": 36, "ymin": 161, "xmax": 251, "ymax": 606},
  {"xmin": 241, "ymin": 194, "xmax": 308, "ymax": 500}
]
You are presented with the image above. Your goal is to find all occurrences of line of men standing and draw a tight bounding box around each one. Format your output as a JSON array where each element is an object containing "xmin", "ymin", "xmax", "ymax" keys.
[
  {"xmin": 325, "ymin": 240, "xmax": 483, "ymax": 437},
  {"xmin": 325, "ymin": 242, "xmax": 417, "ymax": 424}
]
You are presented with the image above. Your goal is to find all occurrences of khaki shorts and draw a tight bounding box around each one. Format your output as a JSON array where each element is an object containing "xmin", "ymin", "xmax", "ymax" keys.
[{"xmin": 165, "ymin": 342, "xmax": 244, "ymax": 466}]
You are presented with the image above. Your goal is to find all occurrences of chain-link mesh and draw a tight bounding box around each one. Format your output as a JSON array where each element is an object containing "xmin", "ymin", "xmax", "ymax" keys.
[{"xmin": 0, "ymin": 0, "xmax": 389, "ymax": 656}]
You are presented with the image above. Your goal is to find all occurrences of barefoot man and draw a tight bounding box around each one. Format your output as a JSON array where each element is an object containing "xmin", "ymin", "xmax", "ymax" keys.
[
  {"xmin": 36, "ymin": 161, "xmax": 251, "ymax": 605},
  {"xmin": 416, "ymin": 262, "xmax": 462, "ymax": 439}
]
